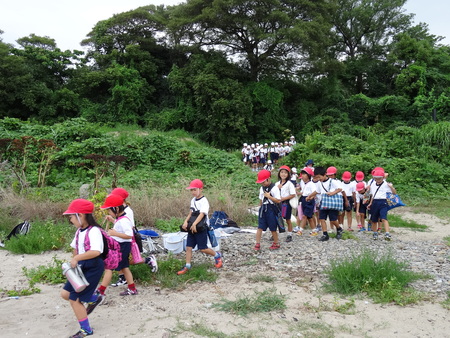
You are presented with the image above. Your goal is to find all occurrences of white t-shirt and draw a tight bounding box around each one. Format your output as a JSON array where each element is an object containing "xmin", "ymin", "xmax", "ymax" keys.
[
  {"xmin": 369, "ymin": 181, "xmax": 393, "ymax": 200},
  {"xmin": 190, "ymin": 196, "xmax": 210, "ymax": 225},
  {"xmin": 300, "ymin": 180, "xmax": 318, "ymax": 197},
  {"xmin": 319, "ymin": 178, "xmax": 342, "ymax": 195},
  {"xmin": 277, "ymin": 180, "xmax": 296, "ymax": 199},
  {"xmin": 124, "ymin": 206, "xmax": 135, "ymax": 228},
  {"xmin": 259, "ymin": 184, "xmax": 281, "ymax": 204},
  {"xmin": 342, "ymin": 181, "xmax": 356, "ymax": 196},
  {"xmin": 71, "ymin": 226, "xmax": 104, "ymax": 254},
  {"xmin": 112, "ymin": 216, "xmax": 133, "ymax": 243}
]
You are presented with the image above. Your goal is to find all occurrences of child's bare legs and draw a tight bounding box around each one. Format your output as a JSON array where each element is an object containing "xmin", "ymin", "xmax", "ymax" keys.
[
  {"xmin": 345, "ymin": 210, "xmax": 353, "ymax": 229},
  {"xmin": 382, "ymin": 219, "xmax": 390, "ymax": 233},
  {"xmin": 123, "ymin": 267, "xmax": 134, "ymax": 285},
  {"xmin": 70, "ymin": 299, "xmax": 88, "ymax": 321},
  {"xmin": 100, "ymin": 269, "xmax": 113, "ymax": 288},
  {"xmin": 255, "ymin": 228, "xmax": 263, "ymax": 244},
  {"xmin": 286, "ymin": 219, "xmax": 293, "ymax": 233},
  {"xmin": 200, "ymin": 248, "xmax": 216, "ymax": 256},
  {"xmin": 185, "ymin": 246, "xmax": 193, "ymax": 264},
  {"xmin": 271, "ymin": 230, "xmax": 279, "ymax": 244},
  {"xmin": 320, "ymin": 219, "xmax": 327, "ymax": 232}
]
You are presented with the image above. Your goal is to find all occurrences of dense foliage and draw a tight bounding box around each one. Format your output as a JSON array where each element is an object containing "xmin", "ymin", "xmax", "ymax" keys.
[{"xmin": 0, "ymin": 0, "xmax": 449, "ymax": 149}]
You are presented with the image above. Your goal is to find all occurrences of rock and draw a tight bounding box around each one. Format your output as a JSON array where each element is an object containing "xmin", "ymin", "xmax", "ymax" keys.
[{"xmin": 79, "ymin": 184, "xmax": 91, "ymax": 199}]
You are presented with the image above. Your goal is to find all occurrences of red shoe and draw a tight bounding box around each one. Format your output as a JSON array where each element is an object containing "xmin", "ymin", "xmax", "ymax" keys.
[
  {"xmin": 269, "ymin": 242, "xmax": 280, "ymax": 250},
  {"xmin": 214, "ymin": 257, "xmax": 223, "ymax": 268},
  {"xmin": 177, "ymin": 267, "xmax": 189, "ymax": 275},
  {"xmin": 254, "ymin": 243, "xmax": 261, "ymax": 251}
]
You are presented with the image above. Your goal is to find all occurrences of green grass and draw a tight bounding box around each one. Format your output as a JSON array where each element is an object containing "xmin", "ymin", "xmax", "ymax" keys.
[
  {"xmin": 130, "ymin": 254, "xmax": 218, "ymax": 289},
  {"xmin": 23, "ymin": 256, "xmax": 66, "ymax": 286},
  {"xmin": 303, "ymin": 296, "xmax": 356, "ymax": 315},
  {"xmin": 154, "ymin": 218, "xmax": 184, "ymax": 233},
  {"xmin": 324, "ymin": 248, "xmax": 426, "ymax": 305},
  {"xmin": 3, "ymin": 220, "xmax": 74, "ymax": 254},
  {"xmin": 442, "ymin": 292, "xmax": 450, "ymax": 310},
  {"xmin": 329, "ymin": 231, "xmax": 357, "ymax": 240},
  {"xmin": 388, "ymin": 214, "xmax": 428, "ymax": 231},
  {"xmin": 247, "ymin": 274, "xmax": 276, "ymax": 283},
  {"xmin": 443, "ymin": 236, "xmax": 450, "ymax": 246},
  {"xmin": 213, "ymin": 288, "xmax": 286, "ymax": 316}
]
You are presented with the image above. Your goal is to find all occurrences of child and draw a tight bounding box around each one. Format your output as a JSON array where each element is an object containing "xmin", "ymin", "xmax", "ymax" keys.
[
  {"xmin": 254, "ymin": 169, "xmax": 282, "ymax": 250},
  {"xmin": 324, "ymin": 166, "xmax": 344, "ymax": 232},
  {"xmin": 355, "ymin": 181, "xmax": 369, "ymax": 231},
  {"xmin": 354, "ymin": 171, "xmax": 366, "ymax": 229},
  {"xmin": 264, "ymin": 160, "xmax": 274, "ymax": 172},
  {"xmin": 298, "ymin": 167, "xmax": 318, "ymax": 235},
  {"xmin": 277, "ymin": 165, "xmax": 297, "ymax": 242},
  {"xmin": 291, "ymin": 167, "xmax": 298, "ymax": 186},
  {"xmin": 341, "ymin": 171, "xmax": 355, "ymax": 231},
  {"xmin": 61, "ymin": 199, "xmax": 105, "ymax": 338},
  {"xmin": 367, "ymin": 168, "xmax": 396, "ymax": 241},
  {"xmin": 95, "ymin": 194, "xmax": 138, "ymax": 298},
  {"xmin": 109, "ymin": 187, "xmax": 133, "ymax": 288},
  {"xmin": 315, "ymin": 166, "xmax": 344, "ymax": 241},
  {"xmin": 177, "ymin": 179, "xmax": 223, "ymax": 274}
]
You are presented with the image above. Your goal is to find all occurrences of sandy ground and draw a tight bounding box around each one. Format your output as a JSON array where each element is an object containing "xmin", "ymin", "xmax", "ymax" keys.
[{"xmin": 1, "ymin": 208, "xmax": 449, "ymax": 338}]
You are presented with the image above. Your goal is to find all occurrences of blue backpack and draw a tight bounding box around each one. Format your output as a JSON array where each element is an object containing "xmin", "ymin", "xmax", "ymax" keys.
[{"xmin": 209, "ymin": 211, "xmax": 229, "ymax": 229}]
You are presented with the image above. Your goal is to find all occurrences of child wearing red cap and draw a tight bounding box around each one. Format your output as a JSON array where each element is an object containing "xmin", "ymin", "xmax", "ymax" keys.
[
  {"xmin": 341, "ymin": 171, "xmax": 356, "ymax": 231},
  {"xmin": 94, "ymin": 194, "xmax": 138, "ymax": 297},
  {"xmin": 355, "ymin": 181, "xmax": 370, "ymax": 231},
  {"xmin": 61, "ymin": 199, "xmax": 105, "ymax": 338},
  {"xmin": 277, "ymin": 165, "xmax": 297, "ymax": 242},
  {"xmin": 297, "ymin": 167, "xmax": 318, "ymax": 235},
  {"xmin": 177, "ymin": 179, "xmax": 223, "ymax": 275},
  {"xmin": 254, "ymin": 170, "xmax": 282, "ymax": 250}
]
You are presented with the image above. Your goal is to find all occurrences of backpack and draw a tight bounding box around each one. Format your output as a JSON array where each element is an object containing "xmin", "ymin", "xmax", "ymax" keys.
[
  {"xmin": 6, "ymin": 221, "xmax": 31, "ymax": 240},
  {"xmin": 209, "ymin": 211, "xmax": 229, "ymax": 229},
  {"xmin": 78, "ymin": 226, "xmax": 122, "ymax": 270}
]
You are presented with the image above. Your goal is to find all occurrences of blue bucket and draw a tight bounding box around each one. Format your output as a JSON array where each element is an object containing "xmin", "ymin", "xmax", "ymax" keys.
[{"xmin": 138, "ymin": 229, "xmax": 160, "ymax": 238}]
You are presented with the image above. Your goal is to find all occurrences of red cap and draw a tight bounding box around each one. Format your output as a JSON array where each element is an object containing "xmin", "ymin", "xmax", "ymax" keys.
[
  {"xmin": 186, "ymin": 179, "xmax": 204, "ymax": 190},
  {"xmin": 342, "ymin": 171, "xmax": 352, "ymax": 180},
  {"xmin": 355, "ymin": 171, "xmax": 364, "ymax": 181},
  {"xmin": 278, "ymin": 165, "xmax": 291, "ymax": 173},
  {"xmin": 111, "ymin": 187, "xmax": 129, "ymax": 199},
  {"xmin": 101, "ymin": 194, "xmax": 125, "ymax": 209},
  {"xmin": 372, "ymin": 169, "xmax": 385, "ymax": 178},
  {"xmin": 301, "ymin": 167, "xmax": 314, "ymax": 176},
  {"xmin": 371, "ymin": 167, "xmax": 384, "ymax": 175},
  {"xmin": 63, "ymin": 199, "xmax": 94, "ymax": 214},
  {"xmin": 256, "ymin": 170, "xmax": 271, "ymax": 183},
  {"xmin": 356, "ymin": 182, "xmax": 366, "ymax": 191},
  {"xmin": 326, "ymin": 166, "xmax": 337, "ymax": 175}
]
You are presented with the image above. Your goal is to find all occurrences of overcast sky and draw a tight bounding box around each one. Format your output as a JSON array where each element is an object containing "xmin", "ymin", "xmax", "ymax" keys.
[{"xmin": 0, "ymin": 0, "xmax": 448, "ymax": 51}]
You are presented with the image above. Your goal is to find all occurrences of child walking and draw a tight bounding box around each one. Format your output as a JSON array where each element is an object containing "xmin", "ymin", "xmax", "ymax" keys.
[
  {"xmin": 177, "ymin": 179, "xmax": 223, "ymax": 274},
  {"xmin": 254, "ymin": 170, "xmax": 282, "ymax": 250},
  {"xmin": 298, "ymin": 167, "xmax": 318, "ymax": 235},
  {"xmin": 94, "ymin": 194, "xmax": 138, "ymax": 299},
  {"xmin": 61, "ymin": 199, "xmax": 105, "ymax": 338},
  {"xmin": 277, "ymin": 165, "xmax": 297, "ymax": 242},
  {"xmin": 341, "ymin": 171, "xmax": 356, "ymax": 231}
]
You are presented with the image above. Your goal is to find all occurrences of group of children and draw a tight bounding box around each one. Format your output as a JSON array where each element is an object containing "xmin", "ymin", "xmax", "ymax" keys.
[
  {"xmin": 241, "ymin": 136, "xmax": 296, "ymax": 171},
  {"xmin": 254, "ymin": 162, "xmax": 397, "ymax": 249},
  {"xmin": 62, "ymin": 181, "xmax": 222, "ymax": 337}
]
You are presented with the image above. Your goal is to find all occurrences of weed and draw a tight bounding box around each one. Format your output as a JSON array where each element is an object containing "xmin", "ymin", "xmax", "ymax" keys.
[
  {"xmin": 324, "ymin": 248, "xmax": 426, "ymax": 305},
  {"xmin": 154, "ymin": 218, "xmax": 184, "ymax": 233},
  {"xmin": 247, "ymin": 274, "xmax": 276, "ymax": 283},
  {"xmin": 213, "ymin": 288, "xmax": 286, "ymax": 316},
  {"xmin": 329, "ymin": 232, "xmax": 357, "ymax": 240},
  {"xmin": 442, "ymin": 292, "xmax": 450, "ymax": 310},
  {"xmin": 303, "ymin": 296, "xmax": 356, "ymax": 315},
  {"xmin": 444, "ymin": 236, "xmax": 450, "ymax": 247},
  {"xmin": 23, "ymin": 256, "xmax": 66, "ymax": 287},
  {"xmin": 389, "ymin": 214, "xmax": 427, "ymax": 231}
]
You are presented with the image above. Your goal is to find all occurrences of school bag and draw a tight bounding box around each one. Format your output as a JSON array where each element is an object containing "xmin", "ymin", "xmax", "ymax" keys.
[
  {"xmin": 6, "ymin": 221, "xmax": 31, "ymax": 240},
  {"xmin": 79, "ymin": 226, "xmax": 122, "ymax": 270}
]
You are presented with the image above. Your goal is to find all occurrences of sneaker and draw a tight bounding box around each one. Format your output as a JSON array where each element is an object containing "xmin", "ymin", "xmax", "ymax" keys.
[
  {"xmin": 293, "ymin": 226, "xmax": 300, "ymax": 233},
  {"xmin": 309, "ymin": 231, "xmax": 318, "ymax": 237},
  {"xmin": 373, "ymin": 232, "xmax": 378, "ymax": 240},
  {"xmin": 111, "ymin": 275, "xmax": 127, "ymax": 287},
  {"xmin": 120, "ymin": 288, "xmax": 138, "ymax": 296},
  {"xmin": 177, "ymin": 266, "xmax": 190, "ymax": 275},
  {"xmin": 336, "ymin": 228, "xmax": 343, "ymax": 240},
  {"xmin": 214, "ymin": 254, "xmax": 223, "ymax": 268},
  {"xmin": 286, "ymin": 235, "xmax": 293, "ymax": 242},
  {"xmin": 318, "ymin": 235, "xmax": 329, "ymax": 242},
  {"xmin": 254, "ymin": 243, "xmax": 261, "ymax": 251},
  {"xmin": 358, "ymin": 227, "xmax": 366, "ymax": 232},
  {"xmin": 86, "ymin": 291, "xmax": 105, "ymax": 315},
  {"xmin": 70, "ymin": 329, "xmax": 93, "ymax": 338},
  {"xmin": 269, "ymin": 242, "xmax": 280, "ymax": 250},
  {"xmin": 384, "ymin": 233, "xmax": 392, "ymax": 241},
  {"xmin": 296, "ymin": 230, "xmax": 303, "ymax": 236}
]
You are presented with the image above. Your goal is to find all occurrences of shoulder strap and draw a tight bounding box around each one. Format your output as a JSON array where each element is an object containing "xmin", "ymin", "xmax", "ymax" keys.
[
  {"xmin": 76, "ymin": 226, "xmax": 93, "ymax": 254},
  {"xmin": 372, "ymin": 181, "xmax": 384, "ymax": 199}
]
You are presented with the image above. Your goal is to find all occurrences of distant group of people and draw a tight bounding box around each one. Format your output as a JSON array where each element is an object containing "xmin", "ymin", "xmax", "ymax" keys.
[
  {"xmin": 241, "ymin": 136, "xmax": 296, "ymax": 171},
  {"xmin": 254, "ymin": 162, "xmax": 397, "ymax": 250}
]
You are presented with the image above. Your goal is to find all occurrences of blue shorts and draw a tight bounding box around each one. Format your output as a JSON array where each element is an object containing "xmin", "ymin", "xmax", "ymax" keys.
[
  {"xmin": 258, "ymin": 204, "xmax": 278, "ymax": 232},
  {"xmin": 370, "ymin": 199, "xmax": 388, "ymax": 222},
  {"xmin": 344, "ymin": 197, "xmax": 354, "ymax": 212},
  {"xmin": 358, "ymin": 202, "xmax": 368, "ymax": 216},
  {"xmin": 300, "ymin": 196, "xmax": 315, "ymax": 218},
  {"xmin": 319, "ymin": 209, "xmax": 339, "ymax": 221},
  {"xmin": 116, "ymin": 241, "xmax": 131, "ymax": 271},
  {"xmin": 63, "ymin": 257, "xmax": 104, "ymax": 302},
  {"xmin": 186, "ymin": 229, "xmax": 208, "ymax": 250}
]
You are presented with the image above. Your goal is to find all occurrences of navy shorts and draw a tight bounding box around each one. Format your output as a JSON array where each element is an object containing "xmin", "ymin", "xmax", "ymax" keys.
[
  {"xmin": 281, "ymin": 202, "xmax": 292, "ymax": 220},
  {"xmin": 258, "ymin": 204, "xmax": 278, "ymax": 232},
  {"xmin": 63, "ymin": 257, "xmax": 104, "ymax": 303},
  {"xmin": 300, "ymin": 196, "xmax": 315, "ymax": 218},
  {"xmin": 370, "ymin": 199, "xmax": 388, "ymax": 222},
  {"xmin": 186, "ymin": 229, "xmax": 208, "ymax": 250},
  {"xmin": 260, "ymin": 157, "xmax": 266, "ymax": 164},
  {"xmin": 319, "ymin": 209, "xmax": 339, "ymax": 221},
  {"xmin": 116, "ymin": 241, "xmax": 131, "ymax": 271},
  {"xmin": 344, "ymin": 197, "xmax": 354, "ymax": 212},
  {"xmin": 358, "ymin": 202, "xmax": 368, "ymax": 216}
]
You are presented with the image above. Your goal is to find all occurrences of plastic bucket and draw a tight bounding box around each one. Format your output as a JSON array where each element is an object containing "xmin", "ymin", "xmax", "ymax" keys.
[{"xmin": 162, "ymin": 233, "xmax": 186, "ymax": 254}]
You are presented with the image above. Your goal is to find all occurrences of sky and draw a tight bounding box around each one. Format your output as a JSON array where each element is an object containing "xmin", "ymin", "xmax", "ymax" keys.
[{"xmin": 0, "ymin": 0, "xmax": 449, "ymax": 51}]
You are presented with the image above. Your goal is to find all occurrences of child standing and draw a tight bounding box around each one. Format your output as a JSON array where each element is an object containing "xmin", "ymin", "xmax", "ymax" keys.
[
  {"xmin": 254, "ymin": 170, "xmax": 282, "ymax": 250},
  {"xmin": 341, "ymin": 171, "xmax": 356, "ymax": 231},
  {"xmin": 277, "ymin": 166, "xmax": 297, "ymax": 242},
  {"xmin": 95, "ymin": 194, "xmax": 138, "ymax": 298},
  {"xmin": 355, "ymin": 181, "xmax": 370, "ymax": 231},
  {"xmin": 354, "ymin": 171, "xmax": 366, "ymax": 229},
  {"xmin": 367, "ymin": 168, "xmax": 396, "ymax": 240},
  {"xmin": 177, "ymin": 179, "xmax": 223, "ymax": 274},
  {"xmin": 61, "ymin": 199, "xmax": 105, "ymax": 338},
  {"xmin": 298, "ymin": 167, "xmax": 318, "ymax": 235}
]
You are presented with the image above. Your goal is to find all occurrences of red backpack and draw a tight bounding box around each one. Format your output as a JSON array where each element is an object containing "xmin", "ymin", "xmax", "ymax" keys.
[{"xmin": 76, "ymin": 226, "xmax": 122, "ymax": 270}]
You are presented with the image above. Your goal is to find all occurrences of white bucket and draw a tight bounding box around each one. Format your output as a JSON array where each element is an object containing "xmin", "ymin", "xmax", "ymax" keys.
[{"xmin": 162, "ymin": 233, "xmax": 186, "ymax": 254}]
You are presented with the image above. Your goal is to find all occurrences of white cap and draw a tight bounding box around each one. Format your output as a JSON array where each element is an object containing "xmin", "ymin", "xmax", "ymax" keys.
[
  {"xmin": 268, "ymin": 160, "xmax": 272, "ymax": 164},
  {"xmin": 292, "ymin": 167, "xmax": 297, "ymax": 173},
  {"xmin": 243, "ymin": 143, "xmax": 247, "ymax": 146}
]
